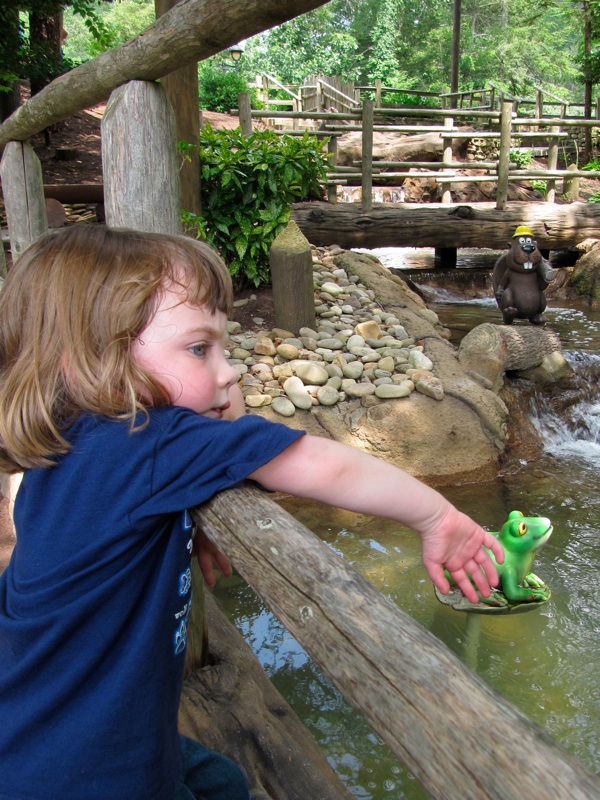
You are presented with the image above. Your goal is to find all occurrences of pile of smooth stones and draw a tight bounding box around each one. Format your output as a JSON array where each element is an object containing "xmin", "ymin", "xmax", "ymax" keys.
[{"xmin": 227, "ymin": 246, "xmax": 445, "ymax": 418}]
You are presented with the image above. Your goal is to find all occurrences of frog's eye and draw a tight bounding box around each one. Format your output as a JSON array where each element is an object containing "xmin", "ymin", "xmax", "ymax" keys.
[{"xmin": 518, "ymin": 522, "xmax": 528, "ymax": 536}]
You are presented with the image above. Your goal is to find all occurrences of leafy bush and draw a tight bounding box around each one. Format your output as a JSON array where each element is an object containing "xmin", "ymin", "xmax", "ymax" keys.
[
  {"xmin": 198, "ymin": 65, "xmax": 254, "ymax": 114},
  {"xmin": 582, "ymin": 159, "xmax": 600, "ymax": 171},
  {"xmin": 587, "ymin": 190, "xmax": 600, "ymax": 203},
  {"xmin": 182, "ymin": 126, "xmax": 328, "ymax": 288},
  {"xmin": 531, "ymin": 179, "xmax": 547, "ymax": 193},
  {"xmin": 381, "ymin": 92, "xmax": 437, "ymax": 109},
  {"xmin": 509, "ymin": 149, "xmax": 533, "ymax": 169}
]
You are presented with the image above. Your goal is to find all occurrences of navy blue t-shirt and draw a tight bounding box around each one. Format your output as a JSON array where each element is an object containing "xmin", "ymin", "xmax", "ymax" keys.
[{"xmin": 0, "ymin": 407, "xmax": 303, "ymax": 800}]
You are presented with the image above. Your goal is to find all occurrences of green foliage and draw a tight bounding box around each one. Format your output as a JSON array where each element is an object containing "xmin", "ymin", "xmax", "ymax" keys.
[
  {"xmin": 586, "ymin": 190, "xmax": 600, "ymax": 203},
  {"xmin": 198, "ymin": 64, "xmax": 254, "ymax": 114},
  {"xmin": 531, "ymin": 179, "xmax": 547, "ymax": 193},
  {"xmin": 582, "ymin": 159, "xmax": 600, "ymax": 171},
  {"xmin": 62, "ymin": 0, "xmax": 152, "ymax": 62},
  {"xmin": 381, "ymin": 92, "xmax": 437, "ymax": 109},
  {"xmin": 509, "ymin": 149, "xmax": 533, "ymax": 168},
  {"xmin": 184, "ymin": 126, "xmax": 328, "ymax": 288}
]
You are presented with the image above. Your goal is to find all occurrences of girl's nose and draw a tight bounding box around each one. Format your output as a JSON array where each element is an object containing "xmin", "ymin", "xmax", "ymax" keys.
[{"xmin": 219, "ymin": 355, "xmax": 238, "ymax": 390}]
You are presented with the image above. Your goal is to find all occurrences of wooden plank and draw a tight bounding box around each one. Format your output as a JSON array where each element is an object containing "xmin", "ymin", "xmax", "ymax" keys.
[
  {"xmin": 101, "ymin": 80, "xmax": 181, "ymax": 233},
  {"xmin": 0, "ymin": 141, "xmax": 48, "ymax": 261},
  {"xmin": 192, "ymin": 484, "xmax": 600, "ymax": 800},
  {"xmin": 291, "ymin": 200, "xmax": 600, "ymax": 250}
]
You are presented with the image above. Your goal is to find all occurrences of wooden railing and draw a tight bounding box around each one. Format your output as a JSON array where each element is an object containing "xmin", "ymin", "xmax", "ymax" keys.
[
  {"xmin": 2, "ymin": 72, "xmax": 600, "ymax": 797},
  {"xmin": 236, "ymin": 93, "xmax": 600, "ymax": 211}
]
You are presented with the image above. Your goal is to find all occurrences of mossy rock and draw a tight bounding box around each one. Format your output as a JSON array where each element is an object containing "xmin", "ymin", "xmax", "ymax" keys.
[{"xmin": 570, "ymin": 247, "xmax": 600, "ymax": 303}]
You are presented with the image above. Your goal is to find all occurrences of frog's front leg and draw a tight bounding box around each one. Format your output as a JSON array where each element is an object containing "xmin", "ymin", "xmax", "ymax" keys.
[{"xmin": 501, "ymin": 568, "xmax": 551, "ymax": 602}]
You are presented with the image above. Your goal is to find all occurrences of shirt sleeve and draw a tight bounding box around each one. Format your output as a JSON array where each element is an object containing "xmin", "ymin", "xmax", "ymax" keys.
[{"xmin": 133, "ymin": 409, "xmax": 304, "ymax": 521}]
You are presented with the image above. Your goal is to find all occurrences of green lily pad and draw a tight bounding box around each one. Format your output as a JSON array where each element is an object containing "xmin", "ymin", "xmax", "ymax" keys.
[{"xmin": 435, "ymin": 584, "xmax": 551, "ymax": 615}]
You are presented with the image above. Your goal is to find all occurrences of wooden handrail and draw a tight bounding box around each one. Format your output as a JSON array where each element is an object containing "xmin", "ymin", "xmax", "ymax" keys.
[{"xmin": 193, "ymin": 483, "xmax": 600, "ymax": 800}]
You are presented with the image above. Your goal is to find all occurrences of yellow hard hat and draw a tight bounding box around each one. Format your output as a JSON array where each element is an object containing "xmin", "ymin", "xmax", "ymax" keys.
[{"xmin": 513, "ymin": 225, "xmax": 534, "ymax": 238}]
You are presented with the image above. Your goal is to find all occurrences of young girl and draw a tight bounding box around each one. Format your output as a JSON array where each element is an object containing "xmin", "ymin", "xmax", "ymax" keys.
[{"xmin": 0, "ymin": 225, "xmax": 502, "ymax": 800}]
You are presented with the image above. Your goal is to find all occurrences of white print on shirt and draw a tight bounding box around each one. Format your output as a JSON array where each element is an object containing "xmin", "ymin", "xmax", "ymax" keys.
[{"xmin": 173, "ymin": 510, "xmax": 195, "ymax": 656}]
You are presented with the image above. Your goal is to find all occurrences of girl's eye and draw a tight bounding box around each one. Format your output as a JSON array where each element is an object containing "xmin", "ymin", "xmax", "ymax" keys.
[{"xmin": 190, "ymin": 344, "xmax": 206, "ymax": 357}]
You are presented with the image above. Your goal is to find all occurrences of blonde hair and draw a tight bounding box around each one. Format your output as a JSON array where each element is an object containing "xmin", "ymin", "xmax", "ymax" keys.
[{"xmin": 0, "ymin": 225, "xmax": 232, "ymax": 472}]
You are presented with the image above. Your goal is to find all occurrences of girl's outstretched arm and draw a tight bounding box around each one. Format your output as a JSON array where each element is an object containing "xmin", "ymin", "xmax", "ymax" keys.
[{"xmin": 250, "ymin": 435, "xmax": 503, "ymax": 604}]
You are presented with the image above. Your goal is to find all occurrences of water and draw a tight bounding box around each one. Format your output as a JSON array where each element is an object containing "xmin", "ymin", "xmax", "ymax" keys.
[{"xmin": 214, "ymin": 249, "xmax": 600, "ymax": 798}]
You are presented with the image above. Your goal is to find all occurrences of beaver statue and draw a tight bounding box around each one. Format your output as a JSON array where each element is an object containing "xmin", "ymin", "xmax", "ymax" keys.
[{"xmin": 492, "ymin": 225, "xmax": 556, "ymax": 325}]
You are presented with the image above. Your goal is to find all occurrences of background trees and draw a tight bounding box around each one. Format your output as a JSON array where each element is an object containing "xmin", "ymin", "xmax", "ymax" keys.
[{"xmin": 2, "ymin": 0, "xmax": 596, "ymax": 115}]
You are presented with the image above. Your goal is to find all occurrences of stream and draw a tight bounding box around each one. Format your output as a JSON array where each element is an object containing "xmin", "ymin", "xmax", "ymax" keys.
[{"xmin": 214, "ymin": 248, "xmax": 600, "ymax": 799}]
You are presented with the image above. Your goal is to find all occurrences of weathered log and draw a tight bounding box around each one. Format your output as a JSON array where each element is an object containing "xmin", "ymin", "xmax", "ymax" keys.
[
  {"xmin": 292, "ymin": 200, "xmax": 600, "ymax": 250},
  {"xmin": 102, "ymin": 81, "xmax": 181, "ymax": 233},
  {"xmin": 0, "ymin": 0, "xmax": 332, "ymax": 149},
  {"xmin": 269, "ymin": 221, "xmax": 316, "ymax": 334},
  {"xmin": 192, "ymin": 484, "xmax": 600, "ymax": 800},
  {"xmin": 180, "ymin": 591, "xmax": 353, "ymax": 800},
  {"xmin": 0, "ymin": 141, "xmax": 48, "ymax": 261},
  {"xmin": 43, "ymin": 184, "xmax": 104, "ymax": 204}
]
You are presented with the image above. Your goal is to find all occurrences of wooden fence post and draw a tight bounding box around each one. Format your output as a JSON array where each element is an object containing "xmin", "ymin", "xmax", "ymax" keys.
[
  {"xmin": 238, "ymin": 92, "xmax": 253, "ymax": 136},
  {"xmin": 375, "ymin": 78, "xmax": 382, "ymax": 108},
  {"xmin": 361, "ymin": 98, "xmax": 374, "ymax": 212},
  {"xmin": 102, "ymin": 80, "xmax": 181, "ymax": 233},
  {"xmin": 0, "ymin": 141, "xmax": 48, "ymax": 261},
  {"xmin": 496, "ymin": 100, "xmax": 513, "ymax": 211},
  {"xmin": 441, "ymin": 116, "xmax": 454, "ymax": 205},
  {"xmin": 269, "ymin": 220, "xmax": 316, "ymax": 334},
  {"xmin": 327, "ymin": 135, "xmax": 338, "ymax": 204},
  {"xmin": 545, "ymin": 125, "xmax": 559, "ymax": 203},
  {"xmin": 563, "ymin": 163, "xmax": 580, "ymax": 201}
]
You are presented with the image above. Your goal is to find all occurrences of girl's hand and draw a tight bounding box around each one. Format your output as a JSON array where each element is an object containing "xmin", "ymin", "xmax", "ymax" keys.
[
  {"xmin": 419, "ymin": 506, "xmax": 504, "ymax": 604},
  {"xmin": 193, "ymin": 528, "xmax": 232, "ymax": 588}
]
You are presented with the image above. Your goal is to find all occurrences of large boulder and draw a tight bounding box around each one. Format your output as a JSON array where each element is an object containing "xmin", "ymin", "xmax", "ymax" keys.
[
  {"xmin": 336, "ymin": 129, "xmax": 471, "ymax": 168},
  {"xmin": 250, "ymin": 249, "xmax": 569, "ymax": 485},
  {"xmin": 569, "ymin": 238, "xmax": 600, "ymax": 304}
]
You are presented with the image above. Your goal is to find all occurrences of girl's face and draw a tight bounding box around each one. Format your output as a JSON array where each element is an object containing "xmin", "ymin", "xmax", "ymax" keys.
[{"xmin": 131, "ymin": 279, "xmax": 238, "ymax": 419}]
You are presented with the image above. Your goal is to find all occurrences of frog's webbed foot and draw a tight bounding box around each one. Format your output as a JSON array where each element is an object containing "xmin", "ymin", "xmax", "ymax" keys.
[
  {"xmin": 524, "ymin": 572, "xmax": 545, "ymax": 589},
  {"xmin": 478, "ymin": 589, "xmax": 509, "ymax": 607}
]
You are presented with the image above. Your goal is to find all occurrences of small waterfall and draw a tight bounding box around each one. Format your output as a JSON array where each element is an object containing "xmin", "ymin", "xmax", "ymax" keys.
[{"xmin": 528, "ymin": 352, "xmax": 600, "ymax": 465}]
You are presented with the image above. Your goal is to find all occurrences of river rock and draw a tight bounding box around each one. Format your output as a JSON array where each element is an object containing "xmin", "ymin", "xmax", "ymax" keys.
[
  {"xmin": 283, "ymin": 376, "xmax": 313, "ymax": 410},
  {"xmin": 271, "ymin": 396, "xmax": 296, "ymax": 417},
  {"xmin": 316, "ymin": 385, "xmax": 341, "ymax": 406},
  {"xmin": 374, "ymin": 383, "xmax": 413, "ymax": 399},
  {"xmin": 294, "ymin": 362, "xmax": 330, "ymax": 386},
  {"xmin": 277, "ymin": 343, "xmax": 301, "ymax": 360}
]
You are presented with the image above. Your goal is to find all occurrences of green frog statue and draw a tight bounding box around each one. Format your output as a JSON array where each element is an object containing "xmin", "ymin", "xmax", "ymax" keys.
[{"xmin": 438, "ymin": 510, "xmax": 552, "ymax": 612}]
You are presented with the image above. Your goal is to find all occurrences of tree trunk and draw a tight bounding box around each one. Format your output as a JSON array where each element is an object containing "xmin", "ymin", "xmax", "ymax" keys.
[
  {"xmin": 0, "ymin": 0, "xmax": 332, "ymax": 149},
  {"xmin": 0, "ymin": 6, "xmax": 21, "ymax": 122},
  {"xmin": 291, "ymin": 200, "xmax": 600, "ymax": 251},
  {"xmin": 29, "ymin": 10, "xmax": 64, "ymax": 97}
]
